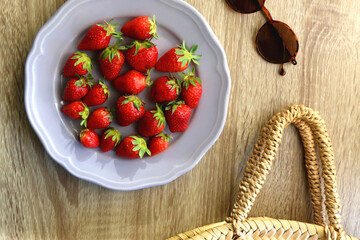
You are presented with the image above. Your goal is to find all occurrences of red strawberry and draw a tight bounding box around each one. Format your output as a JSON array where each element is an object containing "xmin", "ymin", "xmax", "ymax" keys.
[
  {"xmin": 155, "ymin": 41, "xmax": 201, "ymax": 72},
  {"xmin": 165, "ymin": 101, "xmax": 191, "ymax": 133},
  {"xmin": 80, "ymin": 129, "xmax": 99, "ymax": 148},
  {"xmin": 151, "ymin": 75, "xmax": 180, "ymax": 103},
  {"xmin": 78, "ymin": 20, "xmax": 123, "ymax": 51},
  {"xmin": 62, "ymin": 76, "xmax": 93, "ymax": 102},
  {"xmin": 83, "ymin": 81, "xmax": 110, "ymax": 107},
  {"xmin": 62, "ymin": 52, "xmax": 92, "ymax": 77},
  {"xmin": 61, "ymin": 101, "xmax": 89, "ymax": 126},
  {"xmin": 126, "ymin": 41, "xmax": 158, "ymax": 72},
  {"xmin": 116, "ymin": 136, "xmax": 151, "ymax": 159},
  {"xmin": 148, "ymin": 133, "xmax": 171, "ymax": 156},
  {"xmin": 113, "ymin": 70, "xmax": 150, "ymax": 95},
  {"xmin": 137, "ymin": 104, "xmax": 166, "ymax": 137},
  {"xmin": 121, "ymin": 15, "xmax": 159, "ymax": 41},
  {"xmin": 116, "ymin": 95, "xmax": 145, "ymax": 126},
  {"xmin": 180, "ymin": 67, "xmax": 202, "ymax": 108},
  {"xmin": 99, "ymin": 45, "xmax": 126, "ymax": 80},
  {"xmin": 87, "ymin": 107, "xmax": 113, "ymax": 130},
  {"xmin": 100, "ymin": 128, "xmax": 122, "ymax": 152}
]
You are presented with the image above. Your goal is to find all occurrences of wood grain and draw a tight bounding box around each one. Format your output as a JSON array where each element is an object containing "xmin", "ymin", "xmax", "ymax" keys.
[{"xmin": 1, "ymin": 0, "xmax": 359, "ymax": 239}]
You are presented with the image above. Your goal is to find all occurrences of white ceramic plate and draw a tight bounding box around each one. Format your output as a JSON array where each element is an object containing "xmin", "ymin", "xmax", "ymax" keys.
[{"xmin": 25, "ymin": 0, "xmax": 231, "ymax": 191}]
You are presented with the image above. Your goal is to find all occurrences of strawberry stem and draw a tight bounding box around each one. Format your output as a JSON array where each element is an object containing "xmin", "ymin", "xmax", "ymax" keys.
[
  {"xmin": 99, "ymin": 81, "xmax": 110, "ymax": 98},
  {"xmin": 127, "ymin": 40, "xmax": 155, "ymax": 56},
  {"xmin": 166, "ymin": 74, "xmax": 181, "ymax": 95},
  {"xmin": 166, "ymin": 101, "xmax": 185, "ymax": 114},
  {"xmin": 175, "ymin": 41, "xmax": 202, "ymax": 68},
  {"xmin": 71, "ymin": 52, "xmax": 92, "ymax": 74},
  {"xmin": 179, "ymin": 67, "xmax": 202, "ymax": 90},
  {"xmin": 79, "ymin": 102, "xmax": 89, "ymax": 127},
  {"xmin": 103, "ymin": 108, "xmax": 113, "ymax": 122},
  {"xmin": 100, "ymin": 45, "xmax": 126, "ymax": 63},
  {"xmin": 75, "ymin": 75, "xmax": 93, "ymax": 87},
  {"xmin": 98, "ymin": 20, "xmax": 124, "ymax": 44},
  {"xmin": 131, "ymin": 136, "xmax": 151, "ymax": 158},
  {"xmin": 151, "ymin": 104, "xmax": 166, "ymax": 128},
  {"xmin": 104, "ymin": 128, "xmax": 122, "ymax": 146},
  {"xmin": 145, "ymin": 69, "xmax": 153, "ymax": 86},
  {"xmin": 148, "ymin": 15, "xmax": 159, "ymax": 40},
  {"xmin": 156, "ymin": 132, "xmax": 172, "ymax": 142},
  {"xmin": 121, "ymin": 95, "xmax": 144, "ymax": 111}
]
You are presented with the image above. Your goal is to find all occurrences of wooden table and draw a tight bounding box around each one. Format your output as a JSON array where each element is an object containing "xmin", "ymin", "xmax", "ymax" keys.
[{"xmin": 1, "ymin": 0, "xmax": 359, "ymax": 239}]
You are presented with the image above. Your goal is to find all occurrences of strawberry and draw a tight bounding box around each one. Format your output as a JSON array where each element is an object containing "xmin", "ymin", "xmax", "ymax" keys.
[
  {"xmin": 83, "ymin": 81, "xmax": 110, "ymax": 107},
  {"xmin": 116, "ymin": 95, "xmax": 145, "ymax": 126},
  {"xmin": 62, "ymin": 52, "xmax": 92, "ymax": 77},
  {"xmin": 100, "ymin": 128, "xmax": 121, "ymax": 152},
  {"xmin": 121, "ymin": 15, "xmax": 159, "ymax": 41},
  {"xmin": 78, "ymin": 20, "xmax": 123, "ymax": 51},
  {"xmin": 80, "ymin": 129, "xmax": 99, "ymax": 148},
  {"xmin": 165, "ymin": 101, "xmax": 191, "ymax": 133},
  {"xmin": 148, "ymin": 132, "xmax": 171, "ymax": 156},
  {"xmin": 155, "ymin": 41, "xmax": 201, "ymax": 72},
  {"xmin": 137, "ymin": 104, "xmax": 166, "ymax": 137},
  {"xmin": 179, "ymin": 67, "xmax": 202, "ymax": 108},
  {"xmin": 126, "ymin": 41, "xmax": 158, "ymax": 72},
  {"xmin": 151, "ymin": 75, "xmax": 180, "ymax": 103},
  {"xmin": 113, "ymin": 70, "xmax": 150, "ymax": 95},
  {"xmin": 99, "ymin": 45, "xmax": 126, "ymax": 80},
  {"xmin": 62, "ymin": 76, "xmax": 93, "ymax": 102},
  {"xmin": 116, "ymin": 136, "xmax": 151, "ymax": 159},
  {"xmin": 61, "ymin": 101, "xmax": 89, "ymax": 126},
  {"xmin": 87, "ymin": 107, "xmax": 113, "ymax": 130}
]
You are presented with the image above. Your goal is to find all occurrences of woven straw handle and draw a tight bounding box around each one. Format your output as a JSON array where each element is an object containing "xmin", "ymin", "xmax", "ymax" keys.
[
  {"xmin": 294, "ymin": 118, "xmax": 325, "ymax": 226},
  {"xmin": 230, "ymin": 105, "xmax": 343, "ymax": 235}
]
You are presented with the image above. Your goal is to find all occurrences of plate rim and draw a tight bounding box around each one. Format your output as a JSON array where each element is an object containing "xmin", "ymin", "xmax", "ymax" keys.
[{"xmin": 24, "ymin": 0, "xmax": 231, "ymax": 191}]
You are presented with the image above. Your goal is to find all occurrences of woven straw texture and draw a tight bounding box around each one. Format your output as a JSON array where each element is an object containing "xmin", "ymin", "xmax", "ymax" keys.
[{"xmin": 168, "ymin": 105, "xmax": 358, "ymax": 240}]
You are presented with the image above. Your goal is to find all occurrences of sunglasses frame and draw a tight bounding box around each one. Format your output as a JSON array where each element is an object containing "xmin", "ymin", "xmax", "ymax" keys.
[{"xmin": 225, "ymin": 0, "xmax": 299, "ymax": 75}]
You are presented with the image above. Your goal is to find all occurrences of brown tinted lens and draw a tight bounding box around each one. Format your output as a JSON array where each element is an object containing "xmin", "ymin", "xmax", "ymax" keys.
[
  {"xmin": 225, "ymin": 0, "xmax": 265, "ymax": 13},
  {"xmin": 255, "ymin": 21, "xmax": 299, "ymax": 64}
]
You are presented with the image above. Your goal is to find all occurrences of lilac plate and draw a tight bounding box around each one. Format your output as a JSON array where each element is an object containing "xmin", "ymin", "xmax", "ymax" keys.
[{"xmin": 25, "ymin": 0, "xmax": 231, "ymax": 190}]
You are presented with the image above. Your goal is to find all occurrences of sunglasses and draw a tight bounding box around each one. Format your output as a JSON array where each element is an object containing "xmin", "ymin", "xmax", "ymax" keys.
[{"xmin": 225, "ymin": 0, "xmax": 299, "ymax": 76}]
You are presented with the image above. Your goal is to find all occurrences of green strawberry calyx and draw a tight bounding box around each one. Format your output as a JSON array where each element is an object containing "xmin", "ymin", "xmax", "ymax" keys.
[
  {"xmin": 166, "ymin": 74, "xmax": 181, "ymax": 95},
  {"xmin": 155, "ymin": 132, "xmax": 172, "ymax": 142},
  {"xmin": 74, "ymin": 75, "xmax": 94, "ymax": 87},
  {"xmin": 104, "ymin": 128, "xmax": 122, "ymax": 146},
  {"xmin": 145, "ymin": 69, "xmax": 153, "ymax": 86},
  {"xmin": 79, "ymin": 128, "xmax": 90, "ymax": 140},
  {"xmin": 175, "ymin": 41, "xmax": 202, "ymax": 68},
  {"xmin": 121, "ymin": 95, "xmax": 145, "ymax": 111},
  {"xmin": 79, "ymin": 102, "xmax": 89, "ymax": 128},
  {"xmin": 103, "ymin": 108, "xmax": 114, "ymax": 123},
  {"xmin": 179, "ymin": 67, "xmax": 202, "ymax": 90},
  {"xmin": 151, "ymin": 104, "xmax": 166, "ymax": 128},
  {"xmin": 100, "ymin": 45, "xmax": 127, "ymax": 63},
  {"xmin": 71, "ymin": 51, "xmax": 92, "ymax": 74},
  {"xmin": 166, "ymin": 101, "xmax": 185, "ymax": 115},
  {"xmin": 99, "ymin": 81, "xmax": 110, "ymax": 98},
  {"xmin": 97, "ymin": 20, "xmax": 123, "ymax": 44},
  {"xmin": 148, "ymin": 15, "xmax": 159, "ymax": 40},
  {"xmin": 127, "ymin": 40, "xmax": 155, "ymax": 56},
  {"xmin": 130, "ymin": 136, "xmax": 151, "ymax": 158}
]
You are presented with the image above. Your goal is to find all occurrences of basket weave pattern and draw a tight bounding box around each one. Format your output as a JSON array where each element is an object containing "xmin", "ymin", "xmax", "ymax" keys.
[{"xmin": 168, "ymin": 105, "xmax": 358, "ymax": 240}]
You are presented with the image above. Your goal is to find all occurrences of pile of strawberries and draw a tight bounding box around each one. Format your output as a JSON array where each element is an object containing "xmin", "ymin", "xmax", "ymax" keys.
[{"xmin": 60, "ymin": 16, "xmax": 202, "ymax": 159}]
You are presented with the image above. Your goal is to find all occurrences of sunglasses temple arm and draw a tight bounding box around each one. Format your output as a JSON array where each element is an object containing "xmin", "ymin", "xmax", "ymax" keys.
[{"xmin": 261, "ymin": 5, "xmax": 273, "ymax": 22}]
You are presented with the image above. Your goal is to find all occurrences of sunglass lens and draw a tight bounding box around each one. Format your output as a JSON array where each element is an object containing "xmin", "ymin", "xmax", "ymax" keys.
[
  {"xmin": 225, "ymin": 0, "xmax": 265, "ymax": 13},
  {"xmin": 256, "ymin": 21, "xmax": 298, "ymax": 64}
]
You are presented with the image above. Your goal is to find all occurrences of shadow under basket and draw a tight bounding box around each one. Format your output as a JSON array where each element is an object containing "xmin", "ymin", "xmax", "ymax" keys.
[{"xmin": 168, "ymin": 105, "xmax": 358, "ymax": 240}]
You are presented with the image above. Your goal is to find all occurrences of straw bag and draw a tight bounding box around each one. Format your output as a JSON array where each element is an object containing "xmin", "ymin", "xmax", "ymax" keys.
[{"xmin": 168, "ymin": 105, "xmax": 358, "ymax": 240}]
